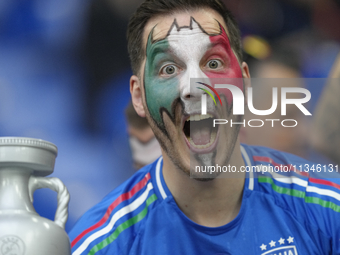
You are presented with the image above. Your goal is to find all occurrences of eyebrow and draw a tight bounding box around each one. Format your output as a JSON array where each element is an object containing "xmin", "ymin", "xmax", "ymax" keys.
[
  {"xmin": 209, "ymin": 36, "xmax": 228, "ymax": 47},
  {"xmin": 148, "ymin": 41, "xmax": 228, "ymax": 64},
  {"xmin": 146, "ymin": 28, "xmax": 230, "ymax": 65},
  {"xmin": 151, "ymin": 41, "xmax": 169, "ymax": 52},
  {"xmin": 151, "ymin": 35, "xmax": 224, "ymax": 52},
  {"xmin": 147, "ymin": 40, "xmax": 171, "ymax": 60}
]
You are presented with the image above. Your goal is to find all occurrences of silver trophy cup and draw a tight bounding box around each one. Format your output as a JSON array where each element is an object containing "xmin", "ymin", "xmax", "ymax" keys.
[{"xmin": 0, "ymin": 137, "xmax": 71, "ymax": 255}]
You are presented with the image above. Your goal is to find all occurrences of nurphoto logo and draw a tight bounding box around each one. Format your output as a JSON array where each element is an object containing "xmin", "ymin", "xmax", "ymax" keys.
[{"xmin": 197, "ymin": 82, "xmax": 312, "ymax": 128}]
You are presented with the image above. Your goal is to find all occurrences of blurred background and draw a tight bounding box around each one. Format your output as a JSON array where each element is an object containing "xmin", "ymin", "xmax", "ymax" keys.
[{"xmin": 0, "ymin": 0, "xmax": 339, "ymax": 231}]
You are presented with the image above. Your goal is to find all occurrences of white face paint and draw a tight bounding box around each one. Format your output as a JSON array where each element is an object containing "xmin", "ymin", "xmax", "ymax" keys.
[
  {"xmin": 165, "ymin": 19, "xmax": 215, "ymax": 115},
  {"xmin": 143, "ymin": 13, "xmax": 243, "ymax": 178}
]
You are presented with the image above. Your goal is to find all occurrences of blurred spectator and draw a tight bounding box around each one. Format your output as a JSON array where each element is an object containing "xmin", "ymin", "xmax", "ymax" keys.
[
  {"xmin": 241, "ymin": 47, "xmax": 307, "ymax": 157},
  {"xmin": 311, "ymin": 54, "xmax": 340, "ymax": 164},
  {"xmin": 82, "ymin": 0, "xmax": 143, "ymax": 133},
  {"xmin": 125, "ymin": 101, "xmax": 162, "ymax": 169}
]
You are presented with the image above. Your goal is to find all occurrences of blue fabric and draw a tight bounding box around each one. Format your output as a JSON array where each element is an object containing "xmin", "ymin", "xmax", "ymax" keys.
[{"xmin": 69, "ymin": 144, "xmax": 340, "ymax": 255}]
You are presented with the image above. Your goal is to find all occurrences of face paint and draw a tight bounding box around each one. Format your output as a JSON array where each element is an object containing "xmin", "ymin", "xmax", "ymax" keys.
[
  {"xmin": 206, "ymin": 24, "xmax": 243, "ymax": 78},
  {"xmin": 144, "ymin": 29, "xmax": 180, "ymax": 131},
  {"xmin": 144, "ymin": 17, "xmax": 243, "ymax": 135},
  {"xmin": 141, "ymin": 12, "xmax": 245, "ymax": 177},
  {"xmin": 204, "ymin": 24, "xmax": 243, "ymax": 104}
]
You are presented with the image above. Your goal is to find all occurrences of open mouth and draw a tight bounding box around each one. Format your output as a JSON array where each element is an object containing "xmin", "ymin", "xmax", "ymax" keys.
[{"xmin": 183, "ymin": 113, "xmax": 218, "ymax": 150}]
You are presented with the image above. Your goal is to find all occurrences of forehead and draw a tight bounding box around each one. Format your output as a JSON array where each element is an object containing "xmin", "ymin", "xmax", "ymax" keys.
[{"xmin": 143, "ymin": 8, "xmax": 228, "ymax": 48}]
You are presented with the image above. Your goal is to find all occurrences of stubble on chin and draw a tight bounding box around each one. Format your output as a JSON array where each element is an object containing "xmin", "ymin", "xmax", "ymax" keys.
[
  {"xmin": 144, "ymin": 96, "xmax": 243, "ymax": 181},
  {"xmin": 190, "ymin": 98, "xmax": 243, "ymax": 180},
  {"xmin": 161, "ymin": 103, "xmax": 192, "ymax": 174},
  {"xmin": 144, "ymin": 101, "xmax": 191, "ymax": 174}
]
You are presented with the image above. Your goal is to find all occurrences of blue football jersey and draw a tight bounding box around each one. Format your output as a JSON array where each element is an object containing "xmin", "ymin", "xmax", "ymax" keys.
[{"xmin": 69, "ymin": 144, "xmax": 340, "ymax": 255}]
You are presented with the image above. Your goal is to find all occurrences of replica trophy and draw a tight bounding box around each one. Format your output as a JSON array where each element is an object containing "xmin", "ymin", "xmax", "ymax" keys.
[{"xmin": 0, "ymin": 137, "xmax": 71, "ymax": 255}]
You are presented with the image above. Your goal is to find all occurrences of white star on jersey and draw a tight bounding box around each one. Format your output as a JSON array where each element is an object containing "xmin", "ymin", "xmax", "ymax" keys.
[
  {"xmin": 269, "ymin": 240, "xmax": 276, "ymax": 247},
  {"xmin": 287, "ymin": 236, "xmax": 294, "ymax": 243},
  {"xmin": 278, "ymin": 237, "xmax": 285, "ymax": 245},
  {"xmin": 260, "ymin": 244, "xmax": 267, "ymax": 251}
]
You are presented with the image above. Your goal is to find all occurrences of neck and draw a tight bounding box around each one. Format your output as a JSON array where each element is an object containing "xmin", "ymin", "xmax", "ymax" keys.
[{"xmin": 162, "ymin": 142, "xmax": 245, "ymax": 227}]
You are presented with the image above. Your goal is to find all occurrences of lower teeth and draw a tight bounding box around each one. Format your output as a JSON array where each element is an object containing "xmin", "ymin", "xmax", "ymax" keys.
[{"xmin": 189, "ymin": 131, "xmax": 217, "ymax": 149}]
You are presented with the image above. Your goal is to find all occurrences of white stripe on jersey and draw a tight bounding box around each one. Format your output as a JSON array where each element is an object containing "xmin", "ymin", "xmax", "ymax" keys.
[
  {"xmin": 271, "ymin": 171, "xmax": 308, "ymax": 187},
  {"xmin": 156, "ymin": 157, "xmax": 167, "ymax": 199},
  {"xmin": 241, "ymin": 145, "xmax": 254, "ymax": 190},
  {"xmin": 306, "ymin": 186, "xmax": 340, "ymax": 202},
  {"xmin": 269, "ymin": 171, "xmax": 340, "ymax": 202},
  {"xmin": 73, "ymin": 182, "xmax": 154, "ymax": 255}
]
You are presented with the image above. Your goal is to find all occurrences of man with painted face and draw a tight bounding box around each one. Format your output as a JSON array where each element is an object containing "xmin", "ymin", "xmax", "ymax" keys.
[{"xmin": 69, "ymin": 1, "xmax": 340, "ymax": 254}]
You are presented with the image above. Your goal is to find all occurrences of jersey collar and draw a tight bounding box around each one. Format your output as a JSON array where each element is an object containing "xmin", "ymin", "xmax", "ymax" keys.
[{"xmin": 153, "ymin": 144, "xmax": 255, "ymax": 201}]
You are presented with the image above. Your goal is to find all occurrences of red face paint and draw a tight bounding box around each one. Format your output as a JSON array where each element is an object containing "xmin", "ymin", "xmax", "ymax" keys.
[{"xmin": 203, "ymin": 24, "xmax": 243, "ymax": 105}]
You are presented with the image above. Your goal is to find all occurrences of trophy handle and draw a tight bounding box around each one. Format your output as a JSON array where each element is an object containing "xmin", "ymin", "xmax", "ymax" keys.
[{"xmin": 29, "ymin": 176, "xmax": 70, "ymax": 229}]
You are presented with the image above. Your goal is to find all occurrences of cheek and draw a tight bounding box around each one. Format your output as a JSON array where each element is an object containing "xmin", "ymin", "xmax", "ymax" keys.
[
  {"xmin": 203, "ymin": 75, "xmax": 244, "ymax": 106},
  {"xmin": 205, "ymin": 61, "xmax": 243, "ymax": 106},
  {"xmin": 205, "ymin": 27, "xmax": 243, "ymax": 105},
  {"xmin": 144, "ymin": 73, "xmax": 180, "ymax": 125}
]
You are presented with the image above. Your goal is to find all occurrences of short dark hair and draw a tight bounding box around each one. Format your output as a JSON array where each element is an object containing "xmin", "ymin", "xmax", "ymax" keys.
[{"xmin": 127, "ymin": 0, "xmax": 242, "ymax": 75}]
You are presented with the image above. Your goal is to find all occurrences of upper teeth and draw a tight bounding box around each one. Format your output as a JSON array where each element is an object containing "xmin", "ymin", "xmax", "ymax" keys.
[{"xmin": 186, "ymin": 114, "xmax": 214, "ymax": 122}]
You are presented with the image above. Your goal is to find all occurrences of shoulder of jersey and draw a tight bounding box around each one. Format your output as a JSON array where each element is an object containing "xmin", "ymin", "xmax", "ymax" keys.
[
  {"xmin": 69, "ymin": 160, "xmax": 160, "ymax": 255},
  {"xmin": 245, "ymin": 144, "xmax": 340, "ymax": 218}
]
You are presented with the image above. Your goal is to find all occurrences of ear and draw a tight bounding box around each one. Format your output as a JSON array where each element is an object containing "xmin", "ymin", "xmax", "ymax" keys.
[
  {"xmin": 130, "ymin": 75, "xmax": 146, "ymax": 117},
  {"xmin": 241, "ymin": 61, "xmax": 250, "ymax": 79},
  {"xmin": 241, "ymin": 62, "xmax": 251, "ymax": 105}
]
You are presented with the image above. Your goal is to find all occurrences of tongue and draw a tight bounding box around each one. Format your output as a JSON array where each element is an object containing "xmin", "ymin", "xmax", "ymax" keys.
[{"xmin": 191, "ymin": 124, "xmax": 211, "ymax": 146}]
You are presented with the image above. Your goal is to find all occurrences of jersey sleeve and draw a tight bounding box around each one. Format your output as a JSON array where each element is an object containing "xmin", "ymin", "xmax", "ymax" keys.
[
  {"xmin": 250, "ymin": 145, "xmax": 340, "ymax": 253},
  {"xmin": 68, "ymin": 169, "xmax": 154, "ymax": 255},
  {"xmin": 297, "ymin": 161, "xmax": 340, "ymax": 254},
  {"xmin": 69, "ymin": 201, "xmax": 125, "ymax": 255},
  {"xmin": 303, "ymin": 174, "xmax": 340, "ymax": 254}
]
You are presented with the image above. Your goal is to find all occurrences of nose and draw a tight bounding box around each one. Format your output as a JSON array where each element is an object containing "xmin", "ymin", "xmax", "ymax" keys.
[{"xmin": 180, "ymin": 65, "xmax": 210, "ymax": 101}]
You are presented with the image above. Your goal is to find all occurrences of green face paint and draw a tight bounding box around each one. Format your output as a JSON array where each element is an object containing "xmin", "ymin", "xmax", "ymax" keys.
[{"xmin": 144, "ymin": 30, "xmax": 181, "ymax": 131}]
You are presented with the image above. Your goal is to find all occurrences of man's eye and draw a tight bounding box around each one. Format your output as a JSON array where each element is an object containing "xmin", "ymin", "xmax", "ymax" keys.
[
  {"xmin": 161, "ymin": 65, "xmax": 177, "ymax": 75},
  {"xmin": 207, "ymin": 60, "xmax": 222, "ymax": 69}
]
